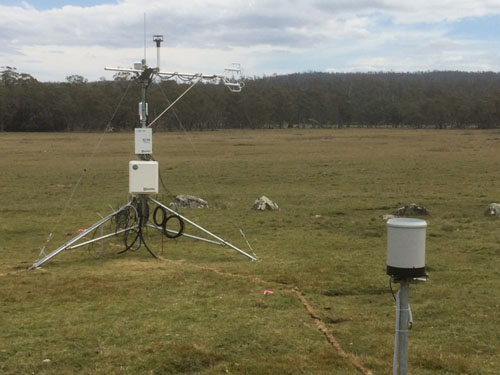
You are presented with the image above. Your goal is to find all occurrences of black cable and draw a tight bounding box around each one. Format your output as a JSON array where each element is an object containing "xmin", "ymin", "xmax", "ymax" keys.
[
  {"xmin": 389, "ymin": 278, "xmax": 396, "ymax": 301},
  {"xmin": 119, "ymin": 202, "xmax": 141, "ymax": 254},
  {"xmin": 150, "ymin": 155, "xmax": 177, "ymax": 201},
  {"xmin": 153, "ymin": 205, "xmax": 167, "ymax": 227},
  {"xmin": 163, "ymin": 214, "xmax": 184, "ymax": 239},
  {"xmin": 158, "ymin": 168, "xmax": 177, "ymax": 200},
  {"xmin": 116, "ymin": 199, "xmax": 157, "ymax": 258},
  {"xmin": 153, "ymin": 205, "xmax": 184, "ymax": 239},
  {"xmin": 119, "ymin": 226, "xmax": 141, "ymax": 254},
  {"xmin": 137, "ymin": 214, "xmax": 157, "ymax": 258}
]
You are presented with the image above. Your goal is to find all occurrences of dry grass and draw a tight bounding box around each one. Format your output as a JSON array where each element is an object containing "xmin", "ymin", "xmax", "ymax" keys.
[{"xmin": 1, "ymin": 129, "xmax": 499, "ymax": 374}]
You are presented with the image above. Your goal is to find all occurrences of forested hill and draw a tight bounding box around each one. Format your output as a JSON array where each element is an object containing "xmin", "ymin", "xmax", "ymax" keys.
[{"xmin": 2, "ymin": 67, "xmax": 500, "ymax": 132}]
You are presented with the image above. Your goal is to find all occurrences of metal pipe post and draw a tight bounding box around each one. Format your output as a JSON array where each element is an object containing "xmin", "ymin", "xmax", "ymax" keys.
[
  {"xmin": 156, "ymin": 44, "xmax": 161, "ymax": 71},
  {"xmin": 397, "ymin": 280, "xmax": 410, "ymax": 375},
  {"xmin": 140, "ymin": 83, "xmax": 147, "ymax": 128}
]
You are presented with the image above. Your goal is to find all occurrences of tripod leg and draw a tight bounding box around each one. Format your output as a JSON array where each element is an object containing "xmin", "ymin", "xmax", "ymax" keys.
[
  {"xmin": 149, "ymin": 197, "xmax": 258, "ymax": 261},
  {"xmin": 28, "ymin": 202, "xmax": 134, "ymax": 270},
  {"xmin": 145, "ymin": 223, "xmax": 222, "ymax": 245},
  {"xmin": 67, "ymin": 225, "xmax": 139, "ymax": 250}
]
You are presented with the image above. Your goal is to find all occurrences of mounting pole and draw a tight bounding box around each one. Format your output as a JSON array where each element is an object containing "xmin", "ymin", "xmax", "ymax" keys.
[
  {"xmin": 138, "ymin": 68, "xmax": 153, "ymax": 131},
  {"xmin": 140, "ymin": 82, "xmax": 147, "ymax": 129},
  {"xmin": 396, "ymin": 280, "xmax": 410, "ymax": 375}
]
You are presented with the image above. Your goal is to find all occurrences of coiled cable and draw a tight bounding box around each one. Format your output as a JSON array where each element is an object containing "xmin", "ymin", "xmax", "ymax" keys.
[{"xmin": 153, "ymin": 205, "xmax": 184, "ymax": 239}]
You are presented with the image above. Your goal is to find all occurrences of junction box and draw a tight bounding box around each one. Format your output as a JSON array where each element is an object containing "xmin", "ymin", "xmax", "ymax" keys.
[
  {"xmin": 135, "ymin": 128, "xmax": 152, "ymax": 155},
  {"xmin": 129, "ymin": 160, "xmax": 158, "ymax": 194}
]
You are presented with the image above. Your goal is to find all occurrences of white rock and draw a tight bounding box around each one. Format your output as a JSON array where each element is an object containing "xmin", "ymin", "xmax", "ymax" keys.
[
  {"xmin": 394, "ymin": 203, "xmax": 428, "ymax": 216},
  {"xmin": 252, "ymin": 196, "xmax": 279, "ymax": 211},
  {"xmin": 485, "ymin": 203, "xmax": 500, "ymax": 217},
  {"xmin": 169, "ymin": 195, "xmax": 208, "ymax": 209}
]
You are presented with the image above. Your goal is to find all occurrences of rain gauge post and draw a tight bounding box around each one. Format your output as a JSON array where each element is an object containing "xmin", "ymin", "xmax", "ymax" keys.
[{"xmin": 386, "ymin": 218, "xmax": 428, "ymax": 375}]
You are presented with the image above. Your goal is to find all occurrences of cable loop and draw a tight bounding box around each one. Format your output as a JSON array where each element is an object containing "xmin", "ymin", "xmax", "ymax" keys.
[{"xmin": 153, "ymin": 205, "xmax": 184, "ymax": 238}]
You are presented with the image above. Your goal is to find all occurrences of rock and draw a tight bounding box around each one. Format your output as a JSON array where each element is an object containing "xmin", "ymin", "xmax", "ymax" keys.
[
  {"xmin": 485, "ymin": 203, "xmax": 500, "ymax": 217},
  {"xmin": 252, "ymin": 196, "xmax": 279, "ymax": 211},
  {"xmin": 169, "ymin": 195, "xmax": 208, "ymax": 209},
  {"xmin": 393, "ymin": 203, "xmax": 428, "ymax": 216}
]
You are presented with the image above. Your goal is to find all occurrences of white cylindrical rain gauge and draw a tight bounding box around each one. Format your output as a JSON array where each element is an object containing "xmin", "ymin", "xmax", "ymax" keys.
[{"xmin": 387, "ymin": 218, "xmax": 427, "ymax": 279}]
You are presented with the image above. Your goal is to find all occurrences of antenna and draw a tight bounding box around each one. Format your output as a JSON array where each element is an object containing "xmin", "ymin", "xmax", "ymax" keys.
[
  {"xmin": 28, "ymin": 35, "xmax": 254, "ymax": 271},
  {"xmin": 143, "ymin": 13, "xmax": 146, "ymax": 64}
]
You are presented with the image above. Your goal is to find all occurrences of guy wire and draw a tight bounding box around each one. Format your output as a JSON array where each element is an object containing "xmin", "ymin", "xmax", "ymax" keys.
[
  {"xmin": 147, "ymin": 76, "xmax": 201, "ymax": 128},
  {"xmin": 154, "ymin": 78, "xmax": 212, "ymax": 202},
  {"xmin": 37, "ymin": 79, "xmax": 135, "ymax": 258},
  {"xmin": 154, "ymin": 78, "xmax": 257, "ymax": 256}
]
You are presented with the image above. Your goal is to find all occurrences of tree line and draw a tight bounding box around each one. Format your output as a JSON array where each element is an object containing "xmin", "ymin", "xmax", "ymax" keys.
[{"xmin": 2, "ymin": 66, "xmax": 500, "ymax": 132}]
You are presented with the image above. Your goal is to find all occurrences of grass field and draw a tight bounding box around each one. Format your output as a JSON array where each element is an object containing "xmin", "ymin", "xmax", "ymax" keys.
[{"xmin": 1, "ymin": 129, "xmax": 499, "ymax": 374}]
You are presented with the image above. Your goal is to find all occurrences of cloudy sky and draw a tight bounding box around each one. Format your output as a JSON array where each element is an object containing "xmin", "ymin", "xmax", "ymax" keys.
[{"xmin": 1, "ymin": 0, "xmax": 500, "ymax": 82}]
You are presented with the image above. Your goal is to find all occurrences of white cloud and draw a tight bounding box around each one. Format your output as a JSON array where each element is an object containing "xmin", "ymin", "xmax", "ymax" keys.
[
  {"xmin": 1, "ymin": 0, "xmax": 500, "ymax": 81},
  {"xmin": 385, "ymin": 1, "xmax": 500, "ymax": 23}
]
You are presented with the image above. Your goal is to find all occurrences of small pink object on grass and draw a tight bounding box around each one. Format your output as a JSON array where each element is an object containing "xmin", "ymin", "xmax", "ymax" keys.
[
  {"xmin": 77, "ymin": 228, "xmax": 87, "ymax": 233},
  {"xmin": 263, "ymin": 289, "xmax": 274, "ymax": 295}
]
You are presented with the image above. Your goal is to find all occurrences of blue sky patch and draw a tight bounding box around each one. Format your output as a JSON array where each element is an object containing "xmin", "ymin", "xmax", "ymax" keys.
[
  {"xmin": 446, "ymin": 15, "xmax": 500, "ymax": 41},
  {"xmin": 0, "ymin": 0, "xmax": 115, "ymax": 10}
]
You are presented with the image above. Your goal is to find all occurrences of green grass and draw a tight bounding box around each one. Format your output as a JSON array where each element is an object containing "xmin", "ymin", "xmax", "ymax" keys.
[{"xmin": 1, "ymin": 129, "xmax": 499, "ymax": 374}]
